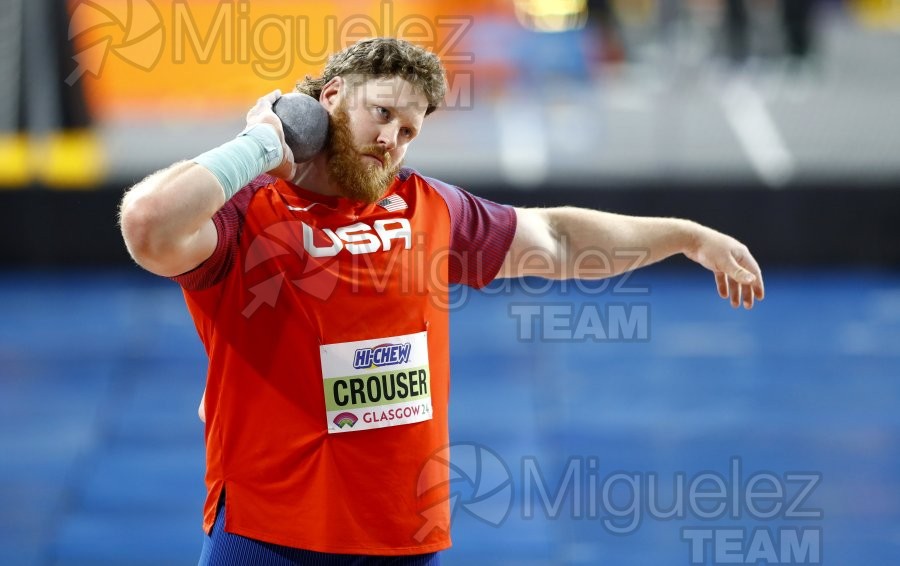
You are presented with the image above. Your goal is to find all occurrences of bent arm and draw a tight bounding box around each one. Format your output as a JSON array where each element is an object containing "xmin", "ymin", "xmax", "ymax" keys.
[
  {"xmin": 119, "ymin": 162, "xmax": 224, "ymax": 277},
  {"xmin": 119, "ymin": 90, "xmax": 296, "ymax": 277},
  {"xmin": 498, "ymin": 207, "xmax": 765, "ymax": 308}
]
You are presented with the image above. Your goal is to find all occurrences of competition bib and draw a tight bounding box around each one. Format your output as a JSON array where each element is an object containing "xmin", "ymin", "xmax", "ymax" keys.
[{"xmin": 320, "ymin": 331, "xmax": 432, "ymax": 434}]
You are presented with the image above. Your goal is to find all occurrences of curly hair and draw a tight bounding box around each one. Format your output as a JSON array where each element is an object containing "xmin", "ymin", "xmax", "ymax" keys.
[{"xmin": 295, "ymin": 38, "xmax": 446, "ymax": 116}]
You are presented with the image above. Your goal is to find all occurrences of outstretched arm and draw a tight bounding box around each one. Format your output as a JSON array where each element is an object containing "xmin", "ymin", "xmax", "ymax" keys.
[{"xmin": 497, "ymin": 207, "xmax": 765, "ymax": 309}]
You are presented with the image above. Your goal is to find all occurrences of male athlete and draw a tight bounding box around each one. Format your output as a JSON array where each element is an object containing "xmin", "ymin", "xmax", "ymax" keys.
[{"xmin": 119, "ymin": 38, "xmax": 764, "ymax": 565}]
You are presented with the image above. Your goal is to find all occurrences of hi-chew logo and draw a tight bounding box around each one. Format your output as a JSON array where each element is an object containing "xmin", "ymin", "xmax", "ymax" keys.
[
  {"xmin": 353, "ymin": 343, "xmax": 412, "ymax": 370},
  {"xmin": 332, "ymin": 412, "xmax": 358, "ymax": 429}
]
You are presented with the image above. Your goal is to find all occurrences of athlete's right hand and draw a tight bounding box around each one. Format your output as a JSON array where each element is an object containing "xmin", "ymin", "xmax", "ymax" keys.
[{"xmin": 245, "ymin": 89, "xmax": 296, "ymax": 180}]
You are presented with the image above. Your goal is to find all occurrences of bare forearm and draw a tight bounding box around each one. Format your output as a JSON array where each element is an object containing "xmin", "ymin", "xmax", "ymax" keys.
[
  {"xmin": 119, "ymin": 161, "xmax": 224, "ymax": 268},
  {"xmin": 504, "ymin": 206, "xmax": 763, "ymax": 307},
  {"xmin": 546, "ymin": 207, "xmax": 698, "ymax": 278}
]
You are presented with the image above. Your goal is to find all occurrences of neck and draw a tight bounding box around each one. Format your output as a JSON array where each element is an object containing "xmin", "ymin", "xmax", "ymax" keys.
[{"xmin": 291, "ymin": 153, "xmax": 341, "ymax": 197}]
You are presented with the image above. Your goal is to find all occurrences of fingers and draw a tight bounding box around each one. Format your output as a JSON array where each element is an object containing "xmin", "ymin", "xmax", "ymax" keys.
[
  {"xmin": 254, "ymin": 89, "xmax": 282, "ymax": 111},
  {"xmin": 242, "ymin": 91, "xmax": 296, "ymax": 179},
  {"xmin": 261, "ymin": 89, "xmax": 282, "ymax": 105},
  {"xmin": 727, "ymin": 246, "xmax": 765, "ymax": 306},
  {"xmin": 698, "ymin": 232, "xmax": 765, "ymax": 310},
  {"xmin": 715, "ymin": 272, "xmax": 728, "ymax": 299},
  {"xmin": 727, "ymin": 255, "xmax": 756, "ymax": 285},
  {"xmin": 729, "ymin": 275, "xmax": 741, "ymax": 308},
  {"xmin": 725, "ymin": 262, "xmax": 752, "ymax": 309},
  {"xmin": 246, "ymin": 90, "xmax": 283, "ymax": 123},
  {"xmin": 719, "ymin": 273, "xmax": 758, "ymax": 310},
  {"xmin": 737, "ymin": 249, "xmax": 765, "ymax": 302},
  {"xmin": 742, "ymin": 281, "xmax": 755, "ymax": 309}
]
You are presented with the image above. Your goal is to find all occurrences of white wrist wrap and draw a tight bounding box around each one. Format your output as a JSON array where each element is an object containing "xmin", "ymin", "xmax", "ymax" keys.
[{"xmin": 193, "ymin": 123, "xmax": 283, "ymax": 200}]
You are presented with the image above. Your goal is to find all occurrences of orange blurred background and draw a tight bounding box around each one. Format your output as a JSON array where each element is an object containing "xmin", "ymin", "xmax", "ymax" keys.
[{"xmin": 67, "ymin": 0, "xmax": 499, "ymax": 119}]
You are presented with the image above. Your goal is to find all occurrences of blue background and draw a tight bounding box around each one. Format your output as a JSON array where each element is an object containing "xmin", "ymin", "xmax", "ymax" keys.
[{"xmin": 1, "ymin": 267, "xmax": 897, "ymax": 565}]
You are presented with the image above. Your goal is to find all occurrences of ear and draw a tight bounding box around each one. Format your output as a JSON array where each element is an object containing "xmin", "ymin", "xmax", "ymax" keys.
[{"xmin": 320, "ymin": 76, "xmax": 344, "ymax": 112}]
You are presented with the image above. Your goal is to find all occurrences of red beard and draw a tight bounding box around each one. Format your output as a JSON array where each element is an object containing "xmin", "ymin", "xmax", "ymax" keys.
[{"xmin": 326, "ymin": 102, "xmax": 402, "ymax": 203}]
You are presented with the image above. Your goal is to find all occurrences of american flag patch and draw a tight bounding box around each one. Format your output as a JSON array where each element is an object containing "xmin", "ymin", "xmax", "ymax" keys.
[{"xmin": 376, "ymin": 194, "xmax": 408, "ymax": 212}]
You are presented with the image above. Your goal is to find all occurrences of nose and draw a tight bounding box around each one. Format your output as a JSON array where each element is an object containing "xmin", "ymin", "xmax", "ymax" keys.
[{"xmin": 376, "ymin": 125, "xmax": 398, "ymax": 152}]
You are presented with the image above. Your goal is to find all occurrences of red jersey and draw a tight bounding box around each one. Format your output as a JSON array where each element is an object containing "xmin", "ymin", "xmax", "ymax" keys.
[{"xmin": 173, "ymin": 168, "xmax": 516, "ymax": 555}]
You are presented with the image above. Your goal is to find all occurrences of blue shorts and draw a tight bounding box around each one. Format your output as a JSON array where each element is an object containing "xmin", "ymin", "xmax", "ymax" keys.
[{"xmin": 198, "ymin": 499, "xmax": 441, "ymax": 566}]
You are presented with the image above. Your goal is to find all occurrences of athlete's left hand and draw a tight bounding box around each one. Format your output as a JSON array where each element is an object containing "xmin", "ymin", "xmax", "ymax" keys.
[{"xmin": 683, "ymin": 226, "xmax": 765, "ymax": 309}]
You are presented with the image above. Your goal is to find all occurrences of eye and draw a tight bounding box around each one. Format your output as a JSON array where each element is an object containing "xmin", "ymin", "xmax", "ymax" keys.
[
  {"xmin": 375, "ymin": 106, "xmax": 389, "ymax": 119},
  {"xmin": 400, "ymin": 127, "xmax": 412, "ymax": 139}
]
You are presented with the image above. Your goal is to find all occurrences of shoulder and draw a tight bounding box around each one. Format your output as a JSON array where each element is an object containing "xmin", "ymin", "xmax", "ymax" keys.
[
  {"xmin": 231, "ymin": 174, "xmax": 281, "ymax": 214},
  {"xmin": 395, "ymin": 167, "xmax": 471, "ymax": 207},
  {"xmin": 398, "ymin": 167, "xmax": 452, "ymax": 192}
]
